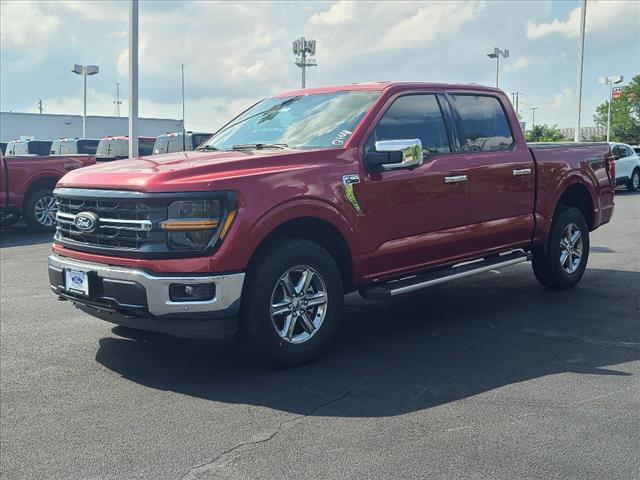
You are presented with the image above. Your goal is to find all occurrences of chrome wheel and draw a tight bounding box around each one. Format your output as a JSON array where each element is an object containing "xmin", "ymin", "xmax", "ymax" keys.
[
  {"xmin": 559, "ymin": 223, "xmax": 583, "ymax": 274},
  {"xmin": 632, "ymin": 171, "xmax": 639, "ymax": 190},
  {"xmin": 34, "ymin": 195, "xmax": 57, "ymax": 227},
  {"xmin": 270, "ymin": 265, "xmax": 328, "ymax": 344}
]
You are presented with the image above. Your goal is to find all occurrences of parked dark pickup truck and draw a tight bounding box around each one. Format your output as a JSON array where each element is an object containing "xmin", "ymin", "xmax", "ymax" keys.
[
  {"xmin": 1, "ymin": 152, "xmax": 95, "ymax": 230},
  {"xmin": 49, "ymin": 82, "xmax": 615, "ymax": 365}
]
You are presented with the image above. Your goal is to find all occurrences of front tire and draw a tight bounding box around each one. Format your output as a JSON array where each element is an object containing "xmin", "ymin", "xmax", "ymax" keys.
[
  {"xmin": 627, "ymin": 168, "xmax": 640, "ymax": 191},
  {"xmin": 532, "ymin": 206, "xmax": 589, "ymax": 289},
  {"xmin": 239, "ymin": 239, "xmax": 343, "ymax": 367},
  {"xmin": 23, "ymin": 188, "xmax": 57, "ymax": 232}
]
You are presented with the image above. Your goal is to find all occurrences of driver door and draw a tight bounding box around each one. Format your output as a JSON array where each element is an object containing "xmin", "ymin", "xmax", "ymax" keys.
[{"xmin": 355, "ymin": 92, "xmax": 473, "ymax": 282}]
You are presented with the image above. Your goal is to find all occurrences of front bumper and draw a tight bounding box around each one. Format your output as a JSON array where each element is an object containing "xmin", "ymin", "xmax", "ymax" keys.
[{"xmin": 48, "ymin": 254, "xmax": 245, "ymax": 338}]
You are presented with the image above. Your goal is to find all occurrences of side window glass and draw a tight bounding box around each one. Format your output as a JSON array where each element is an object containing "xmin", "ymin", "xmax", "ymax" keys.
[
  {"xmin": 367, "ymin": 94, "xmax": 451, "ymax": 154},
  {"xmin": 450, "ymin": 94, "xmax": 514, "ymax": 152}
]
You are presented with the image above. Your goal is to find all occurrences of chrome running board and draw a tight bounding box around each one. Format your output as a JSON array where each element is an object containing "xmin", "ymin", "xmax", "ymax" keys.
[{"xmin": 360, "ymin": 250, "xmax": 530, "ymax": 300}]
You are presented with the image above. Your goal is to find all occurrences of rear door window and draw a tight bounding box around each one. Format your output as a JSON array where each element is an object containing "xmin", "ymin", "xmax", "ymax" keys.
[
  {"xmin": 367, "ymin": 94, "xmax": 451, "ymax": 154},
  {"xmin": 449, "ymin": 94, "xmax": 514, "ymax": 152}
]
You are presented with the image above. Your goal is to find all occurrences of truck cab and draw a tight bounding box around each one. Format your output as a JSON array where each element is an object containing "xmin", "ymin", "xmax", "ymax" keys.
[
  {"xmin": 152, "ymin": 132, "xmax": 213, "ymax": 154},
  {"xmin": 6, "ymin": 140, "xmax": 52, "ymax": 156},
  {"xmin": 50, "ymin": 138, "xmax": 100, "ymax": 156},
  {"xmin": 95, "ymin": 136, "xmax": 156, "ymax": 162}
]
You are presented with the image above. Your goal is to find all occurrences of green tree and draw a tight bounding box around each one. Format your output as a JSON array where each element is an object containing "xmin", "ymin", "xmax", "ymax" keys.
[
  {"xmin": 593, "ymin": 74, "xmax": 640, "ymax": 144},
  {"xmin": 525, "ymin": 124, "xmax": 566, "ymax": 142}
]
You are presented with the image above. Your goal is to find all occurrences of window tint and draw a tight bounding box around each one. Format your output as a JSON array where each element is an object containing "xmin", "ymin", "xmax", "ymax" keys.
[
  {"xmin": 450, "ymin": 95, "xmax": 513, "ymax": 152},
  {"xmin": 139, "ymin": 139, "xmax": 155, "ymax": 156},
  {"xmin": 368, "ymin": 94, "xmax": 450, "ymax": 154},
  {"xmin": 78, "ymin": 140, "xmax": 98, "ymax": 154},
  {"xmin": 612, "ymin": 144, "xmax": 626, "ymax": 158}
]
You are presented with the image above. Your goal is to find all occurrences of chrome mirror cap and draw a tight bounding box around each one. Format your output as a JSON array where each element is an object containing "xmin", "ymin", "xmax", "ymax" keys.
[{"xmin": 374, "ymin": 138, "xmax": 423, "ymax": 170}]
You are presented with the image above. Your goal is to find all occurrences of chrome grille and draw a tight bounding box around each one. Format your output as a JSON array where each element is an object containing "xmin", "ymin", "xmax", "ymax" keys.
[{"xmin": 55, "ymin": 195, "xmax": 167, "ymax": 252}]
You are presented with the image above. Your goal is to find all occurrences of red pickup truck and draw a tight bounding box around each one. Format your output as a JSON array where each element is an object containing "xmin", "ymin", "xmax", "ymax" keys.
[
  {"xmin": 1, "ymin": 153, "xmax": 95, "ymax": 230},
  {"xmin": 48, "ymin": 82, "xmax": 615, "ymax": 365}
]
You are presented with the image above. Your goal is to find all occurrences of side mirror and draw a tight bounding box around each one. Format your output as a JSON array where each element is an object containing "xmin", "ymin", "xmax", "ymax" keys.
[{"xmin": 365, "ymin": 139, "xmax": 423, "ymax": 172}]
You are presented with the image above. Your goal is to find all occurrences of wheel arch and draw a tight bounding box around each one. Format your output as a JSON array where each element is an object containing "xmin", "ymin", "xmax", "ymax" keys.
[
  {"xmin": 22, "ymin": 176, "xmax": 59, "ymax": 210},
  {"xmin": 555, "ymin": 182, "xmax": 595, "ymax": 230},
  {"xmin": 247, "ymin": 209, "xmax": 355, "ymax": 291}
]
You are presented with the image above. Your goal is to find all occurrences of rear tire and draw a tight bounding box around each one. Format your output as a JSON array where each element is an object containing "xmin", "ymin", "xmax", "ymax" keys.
[
  {"xmin": 532, "ymin": 206, "xmax": 589, "ymax": 289},
  {"xmin": 23, "ymin": 188, "xmax": 57, "ymax": 232},
  {"xmin": 627, "ymin": 168, "xmax": 640, "ymax": 191},
  {"xmin": 239, "ymin": 239, "xmax": 343, "ymax": 367}
]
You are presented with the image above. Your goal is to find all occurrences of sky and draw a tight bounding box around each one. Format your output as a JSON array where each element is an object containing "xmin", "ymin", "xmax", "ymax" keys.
[{"xmin": 1, "ymin": 0, "xmax": 638, "ymax": 132}]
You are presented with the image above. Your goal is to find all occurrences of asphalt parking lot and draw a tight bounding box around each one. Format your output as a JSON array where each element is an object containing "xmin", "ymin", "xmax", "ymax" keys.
[{"xmin": 1, "ymin": 192, "xmax": 639, "ymax": 480}]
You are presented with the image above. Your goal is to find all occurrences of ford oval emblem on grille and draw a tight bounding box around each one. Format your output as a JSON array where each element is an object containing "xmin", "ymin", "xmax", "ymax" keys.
[{"xmin": 74, "ymin": 212, "xmax": 99, "ymax": 233}]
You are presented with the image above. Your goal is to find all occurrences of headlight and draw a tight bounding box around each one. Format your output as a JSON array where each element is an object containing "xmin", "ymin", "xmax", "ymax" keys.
[{"xmin": 160, "ymin": 197, "xmax": 236, "ymax": 251}]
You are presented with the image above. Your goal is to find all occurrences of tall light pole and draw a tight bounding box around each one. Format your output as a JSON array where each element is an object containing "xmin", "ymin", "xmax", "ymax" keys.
[
  {"xmin": 598, "ymin": 75, "xmax": 624, "ymax": 142},
  {"xmin": 530, "ymin": 107, "xmax": 538, "ymax": 129},
  {"xmin": 292, "ymin": 37, "xmax": 317, "ymax": 89},
  {"xmin": 486, "ymin": 47, "xmax": 509, "ymax": 88},
  {"xmin": 71, "ymin": 64, "xmax": 99, "ymax": 138},
  {"xmin": 181, "ymin": 63, "xmax": 186, "ymax": 151},
  {"xmin": 574, "ymin": 0, "xmax": 587, "ymax": 142},
  {"xmin": 129, "ymin": 0, "xmax": 139, "ymax": 158}
]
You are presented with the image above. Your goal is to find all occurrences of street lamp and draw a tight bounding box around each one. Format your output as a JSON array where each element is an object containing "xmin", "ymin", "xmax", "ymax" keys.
[
  {"xmin": 71, "ymin": 64, "xmax": 99, "ymax": 138},
  {"xmin": 598, "ymin": 75, "xmax": 624, "ymax": 142},
  {"xmin": 486, "ymin": 47, "xmax": 509, "ymax": 88},
  {"xmin": 292, "ymin": 37, "xmax": 317, "ymax": 89}
]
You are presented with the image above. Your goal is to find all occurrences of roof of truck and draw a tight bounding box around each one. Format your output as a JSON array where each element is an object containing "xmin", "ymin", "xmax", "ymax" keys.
[{"xmin": 275, "ymin": 82, "xmax": 502, "ymax": 98}]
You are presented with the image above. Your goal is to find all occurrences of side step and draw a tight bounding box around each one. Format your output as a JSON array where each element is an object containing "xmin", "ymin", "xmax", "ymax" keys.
[{"xmin": 359, "ymin": 250, "xmax": 531, "ymax": 300}]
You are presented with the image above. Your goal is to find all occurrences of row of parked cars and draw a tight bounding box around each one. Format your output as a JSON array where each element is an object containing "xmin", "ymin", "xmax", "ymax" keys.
[{"xmin": 0, "ymin": 131, "xmax": 212, "ymax": 230}]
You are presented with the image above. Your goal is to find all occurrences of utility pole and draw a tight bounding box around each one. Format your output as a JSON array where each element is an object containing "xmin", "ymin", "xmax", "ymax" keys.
[
  {"xmin": 129, "ymin": 0, "xmax": 139, "ymax": 158},
  {"xmin": 292, "ymin": 37, "xmax": 317, "ymax": 89},
  {"xmin": 181, "ymin": 64, "xmax": 186, "ymax": 151},
  {"xmin": 37, "ymin": 99, "xmax": 43, "ymax": 114},
  {"xmin": 574, "ymin": 0, "xmax": 587, "ymax": 142},
  {"xmin": 530, "ymin": 107, "xmax": 538, "ymax": 129},
  {"xmin": 511, "ymin": 91, "xmax": 521, "ymax": 117},
  {"xmin": 113, "ymin": 82, "xmax": 122, "ymax": 117}
]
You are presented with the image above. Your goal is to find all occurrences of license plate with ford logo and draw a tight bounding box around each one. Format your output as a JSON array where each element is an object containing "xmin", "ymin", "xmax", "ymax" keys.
[{"xmin": 65, "ymin": 269, "xmax": 90, "ymax": 296}]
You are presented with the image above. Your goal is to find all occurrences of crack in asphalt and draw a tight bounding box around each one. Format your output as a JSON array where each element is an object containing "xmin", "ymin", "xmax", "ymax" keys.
[{"xmin": 179, "ymin": 384, "xmax": 361, "ymax": 479}]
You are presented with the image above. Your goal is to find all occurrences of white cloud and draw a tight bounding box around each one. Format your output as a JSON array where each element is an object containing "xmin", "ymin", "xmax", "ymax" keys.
[
  {"xmin": 309, "ymin": 1, "xmax": 356, "ymax": 26},
  {"xmin": 58, "ymin": 0, "xmax": 127, "ymax": 21},
  {"xmin": 375, "ymin": 1, "xmax": 485, "ymax": 51},
  {"xmin": 505, "ymin": 56, "xmax": 529, "ymax": 73},
  {"xmin": 527, "ymin": 0, "xmax": 639, "ymax": 39},
  {"xmin": 0, "ymin": 1, "xmax": 62, "ymax": 56}
]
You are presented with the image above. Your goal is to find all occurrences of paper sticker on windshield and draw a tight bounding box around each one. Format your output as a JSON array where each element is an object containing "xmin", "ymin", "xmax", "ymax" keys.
[{"xmin": 332, "ymin": 130, "xmax": 353, "ymax": 146}]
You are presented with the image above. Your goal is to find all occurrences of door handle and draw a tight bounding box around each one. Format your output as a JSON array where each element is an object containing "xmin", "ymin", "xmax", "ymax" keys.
[
  {"xmin": 444, "ymin": 175, "xmax": 468, "ymax": 184},
  {"xmin": 513, "ymin": 168, "xmax": 532, "ymax": 176}
]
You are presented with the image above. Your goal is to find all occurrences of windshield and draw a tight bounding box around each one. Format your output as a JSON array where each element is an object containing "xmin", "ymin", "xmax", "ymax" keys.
[{"xmin": 201, "ymin": 91, "xmax": 380, "ymax": 150}]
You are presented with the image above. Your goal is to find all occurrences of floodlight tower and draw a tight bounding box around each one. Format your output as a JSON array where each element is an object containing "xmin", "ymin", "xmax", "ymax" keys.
[
  {"xmin": 71, "ymin": 64, "xmax": 99, "ymax": 138},
  {"xmin": 598, "ymin": 75, "xmax": 624, "ymax": 142},
  {"xmin": 486, "ymin": 47, "xmax": 509, "ymax": 88},
  {"xmin": 292, "ymin": 37, "xmax": 317, "ymax": 89}
]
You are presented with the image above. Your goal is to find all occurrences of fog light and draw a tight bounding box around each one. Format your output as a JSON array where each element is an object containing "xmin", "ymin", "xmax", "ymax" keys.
[{"xmin": 169, "ymin": 283, "xmax": 215, "ymax": 302}]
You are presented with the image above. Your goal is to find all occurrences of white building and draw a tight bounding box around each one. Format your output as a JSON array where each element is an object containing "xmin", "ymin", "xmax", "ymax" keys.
[
  {"xmin": 0, "ymin": 112, "xmax": 183, "ymax": 142},
  {"xmin": 558, "ymin": 126, "xmax": 606, "ymax": 141}
]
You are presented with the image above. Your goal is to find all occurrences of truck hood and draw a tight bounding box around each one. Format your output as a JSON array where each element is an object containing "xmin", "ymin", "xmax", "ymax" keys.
[{"xmin": 57, "ymin": 149, "xmax": 326, "ymax": 192}]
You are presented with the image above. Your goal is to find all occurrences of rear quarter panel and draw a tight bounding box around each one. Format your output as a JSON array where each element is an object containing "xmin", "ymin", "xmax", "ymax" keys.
[{"xmin": 529, "ymin": 143, "xmax": 614, "ymax": 242}]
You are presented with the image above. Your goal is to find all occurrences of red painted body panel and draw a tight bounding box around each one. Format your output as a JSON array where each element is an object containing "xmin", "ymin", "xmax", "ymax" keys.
[
  {"xmin": 50, "ymin": 83, "xmax": 615, "ymax": 288},
  {"xmin": 1, "ymin": 153, "xmax": 95, "ymax": 211}
]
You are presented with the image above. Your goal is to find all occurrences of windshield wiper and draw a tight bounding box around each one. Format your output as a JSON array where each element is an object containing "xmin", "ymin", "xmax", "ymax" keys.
[
  {"xmin": 195, "ymin": 145, "xmax": 220, "ymax": 151},
  {"xmin": 231, "ymin": 143, "xmax": 289, "ymax": 151}
]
